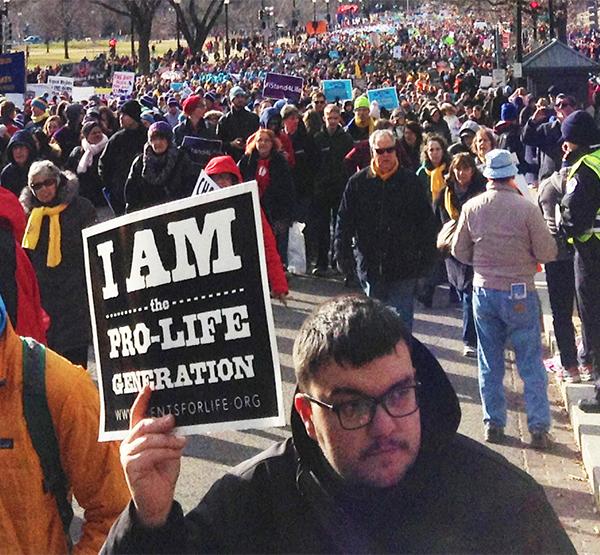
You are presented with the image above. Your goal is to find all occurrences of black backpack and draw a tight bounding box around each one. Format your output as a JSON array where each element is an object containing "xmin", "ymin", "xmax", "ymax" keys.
[{"xmin": 22, "ymin": 337, "xmax": 74, "ymax": 542}]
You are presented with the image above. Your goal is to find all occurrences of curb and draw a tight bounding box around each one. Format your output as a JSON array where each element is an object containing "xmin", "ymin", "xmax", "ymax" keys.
[{"xmin": 537, "ymin": 273, "xmax": 600, "ymax": 510}]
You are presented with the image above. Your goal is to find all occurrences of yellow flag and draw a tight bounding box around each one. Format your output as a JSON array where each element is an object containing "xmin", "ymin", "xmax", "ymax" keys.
[{"xmin": 354, "ymin": 60, "xmax": 362, "ymax": 78}]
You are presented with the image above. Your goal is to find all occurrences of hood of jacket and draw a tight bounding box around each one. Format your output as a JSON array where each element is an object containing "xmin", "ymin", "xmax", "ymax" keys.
[
  {"xmin": 260, "ymin": 107, "xmax": 282, "ymax": 129},
  {"xmin": 0, "ymin": 187, "xmax": 27, "ymax": 241},
  {"xmin": 204, "ymin": 155, "xmax": 243, "ymax": 183},
  {"xmin": 20, "ymin": 170, "xmax": 79, "ymax": 215},
  {"xmin": 6, "ymin": 130, "xmax": 36, "ymax": 165},
  {"xmin": 290, "ymin": 336, "xmax": 461, "ymax": 502}
]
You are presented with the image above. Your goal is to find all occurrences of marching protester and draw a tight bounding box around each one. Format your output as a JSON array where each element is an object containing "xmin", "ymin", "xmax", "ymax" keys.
[
  {"xmin": 102, "ymin": 295, "xmax": 575, "ymax": 554},
  {"xmin": 124, "ymin": 121, "xmax": 194, "ymax": 213},
  {"xmin": 20, "ymin": 161, "xmax": 97, "ymax": 367},
  {"xmin": 0, "ymin": 293, "xmax": 130, "ymax": 553},
  {"xmin": 452, "ymin": 149, "xmax": 557, "ymax": 448},
  {"xmin": 217, "ymin": 86, "xmax": 260, "ymax": 161},
  {"xmin": 1, "ymin": 130, "xmax": 38, "ymax": 198}
]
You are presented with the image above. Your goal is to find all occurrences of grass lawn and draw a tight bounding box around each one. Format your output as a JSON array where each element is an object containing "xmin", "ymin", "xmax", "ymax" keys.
[{"xmin": 19, "ymin": 38, "xmax": 180, "ymax": 68}]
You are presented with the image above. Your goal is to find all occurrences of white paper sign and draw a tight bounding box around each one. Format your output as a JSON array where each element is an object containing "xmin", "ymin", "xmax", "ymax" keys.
[
  {"xmin": 112, "ymin": 71, "xmax": 136, "ymax": 96},
  {"xmin": 72, "ymin": 86, "xmax": 96, "ymax": 102},
  {"xmin": 192, "ymin": 170, "xmax": 220, "ymax": 196},
  {"xmin": 47, "ymin": 75, "xmax": 75, "ymax": 96},
  {"xmin": 392, "ymin": 45, "xmax": 402, "ymax": 59}
]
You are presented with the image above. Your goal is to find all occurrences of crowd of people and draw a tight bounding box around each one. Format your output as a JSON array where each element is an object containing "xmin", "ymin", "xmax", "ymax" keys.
[{"xmin": 1, "ymin": 8, "xmax": 599, "ymax": 553}]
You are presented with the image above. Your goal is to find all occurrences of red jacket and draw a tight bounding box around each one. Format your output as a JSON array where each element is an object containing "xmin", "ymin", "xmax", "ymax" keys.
[{"xmin": 0, "ymin": 188, "xmax": 48, "ymax": 343}]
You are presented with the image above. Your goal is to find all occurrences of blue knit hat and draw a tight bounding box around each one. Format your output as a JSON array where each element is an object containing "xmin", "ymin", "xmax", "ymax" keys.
[
  {"xmin": 560, "ymin": 110, "xmax": 600, "ymax": 145},
  {"xmin": 31, "ymin": 97, "xmax": 48, "ymax": 112},
  {"xmin": 140, "ymin": 93, "xmax": 157, "ymax": 109},
  {"xmin": 500, "ymin": 102, "xmax": 517, "ymax": 122}
]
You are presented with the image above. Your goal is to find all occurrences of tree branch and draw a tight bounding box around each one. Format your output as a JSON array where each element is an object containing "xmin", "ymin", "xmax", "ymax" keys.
[{"xmin": 91, "ymin": 0, "xmax": 130, "ymax": 17}]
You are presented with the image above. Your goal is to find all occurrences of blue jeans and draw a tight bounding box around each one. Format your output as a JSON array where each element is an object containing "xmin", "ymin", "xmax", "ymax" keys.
[
  {"xmin": 362, "ymin": 278, "xmax": 417, "ymax": 333},
  {"xmin": 473, "ymin": 287, "xmax": 551, "ymax": 432}
]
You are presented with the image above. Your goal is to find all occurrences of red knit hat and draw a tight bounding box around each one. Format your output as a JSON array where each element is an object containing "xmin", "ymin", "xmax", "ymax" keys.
[
  {"xmin": 204, "ymin": 155, "xmax": 242, "ymax": 183},
  {"xmin": 182, "ymin": 95, "xmax": 204, "ymax": 116}
]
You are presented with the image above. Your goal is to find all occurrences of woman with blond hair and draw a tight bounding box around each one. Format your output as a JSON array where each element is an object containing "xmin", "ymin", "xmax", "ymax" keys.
[{"xmin": 238, "ymin": 128, "xmax": 295, "ymax": 266}]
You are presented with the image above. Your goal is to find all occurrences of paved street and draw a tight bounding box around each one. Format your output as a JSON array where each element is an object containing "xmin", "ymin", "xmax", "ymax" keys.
[{"xmin": 169, "ymin": 273, "xmax": 600, "ymax": 553}]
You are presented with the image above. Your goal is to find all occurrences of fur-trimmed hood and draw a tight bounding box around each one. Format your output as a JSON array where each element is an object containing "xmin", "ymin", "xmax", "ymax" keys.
[{"xmin": 19, "ymin": 170, "xmax": 80, "ymax": 215}]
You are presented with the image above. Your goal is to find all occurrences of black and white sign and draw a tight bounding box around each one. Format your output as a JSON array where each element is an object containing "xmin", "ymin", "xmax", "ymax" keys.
[{"xmin": 83, "ymin": 183, "xmax": 284, "ymax": 441}]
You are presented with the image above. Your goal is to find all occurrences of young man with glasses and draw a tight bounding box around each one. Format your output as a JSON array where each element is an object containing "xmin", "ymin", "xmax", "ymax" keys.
[{"xmin": 103, "ymin": 295, "xmax": 574, "ymax": 554}]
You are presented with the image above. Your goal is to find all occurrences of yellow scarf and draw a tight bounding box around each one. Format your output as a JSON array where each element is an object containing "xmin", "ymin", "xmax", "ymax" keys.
[
  {"xmin": 355, "ymin": 115, "xmax": 375, "ymax": 136},
  {"xmin": 22, "ymin": 204, "xmax": 68, "ymax": 267},
  {"xmin": 371, "ymin": 158, "xmax": 399, "ymax": 181},
  {"xmin": 425, "ymin": 164, "xmax": 446, "ymax": 200},
  {"xmin": 444, "ymin": 187, "xmax": 461, "ymax": 221},
  {"xmin": 32, "ymin": 111, "xmax": 49, "ymax": 125}
]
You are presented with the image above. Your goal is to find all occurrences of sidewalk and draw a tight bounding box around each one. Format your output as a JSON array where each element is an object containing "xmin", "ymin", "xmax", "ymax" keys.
[{"xmin": 536, "ymin": 272, "xmax": 600, "ymax": 553}]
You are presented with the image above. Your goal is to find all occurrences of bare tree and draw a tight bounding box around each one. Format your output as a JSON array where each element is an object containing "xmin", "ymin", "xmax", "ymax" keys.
[
  {"xmin": 92, "ymin": 0, "xmax": 162, "ymax": 74},
  {"xmin": 167, "ymin": 0, "xmax": 225, "ymax": 54}
]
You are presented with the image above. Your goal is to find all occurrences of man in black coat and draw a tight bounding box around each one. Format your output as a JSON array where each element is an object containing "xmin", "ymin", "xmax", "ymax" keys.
[
  {"xmin": 98, "ymin": 100, "xmax": 147, "ymax": 215},
  {"xmin": 334, "ymin": 129, "xmax": 437, "ymax": 333},
  {"xmin": 217, "ymin": 86, "xmax": 259, "ymax": 161},
  {"xmin": 103, "ymin": 295, "xmax": 575, "ymax": 554}
]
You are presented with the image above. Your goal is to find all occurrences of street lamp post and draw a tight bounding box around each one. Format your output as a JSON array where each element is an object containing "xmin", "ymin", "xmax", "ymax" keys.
[
  {"xmin": 312, "ymin": 0, "xmax": 316, "ymax": 22},
  {"xmin": 174, "ymin": 0, "xmax": 181, "ymax": 52},
  {"xmin": 224, "ymin": 0, "xmax": 230, "ymax": 59},
  {"xmin": 325, "ymin": 0, "xmax": 330, "ymax": 26},
  {"xmin": 0, "ymin": 0, "xmax": 10, "ymax": 54}
]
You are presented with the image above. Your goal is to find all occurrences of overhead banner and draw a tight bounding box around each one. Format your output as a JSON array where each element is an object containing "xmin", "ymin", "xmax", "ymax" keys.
[
  {"xmin": 322, "ymin": 79, "xmax": 353, "ymax": 102},
  {"xmin": 83, "ymin": 183, "xmax": 285, "ymax": 441},
  {"xmin": 0, "ymin": 52, "xmax": 26, "ymax": 94},
  {"xmin": 367, "ymin": 87, "xmax": 400, "ymax": 110},
  {"xmin": 112, "ymin": 71, "xmax": 136, "ymax": 97},
  {"xmin": 262, "ymin": 72, "xmax": 304, "ymax": 102},
  {"xmin": 47, "ymin": 75, "xmax": 75, "ymax": 97}
]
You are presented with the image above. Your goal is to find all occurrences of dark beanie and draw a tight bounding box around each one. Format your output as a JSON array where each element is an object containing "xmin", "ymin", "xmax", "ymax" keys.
[
  {"xmin": 561, "ymin": 110, "xmax": 600, "ymax": 145},
  {"xmin": 500, "ymin": 102, "xmax": 518, "ymax": 122},
  {"xmin": 119, "ymin": 100, "xmax": 141, "ymax": 122},
  {"xmin": 82, "ymin": 120, "xmax": 101, "ymax": 138},
  {"xmin": 148, "ymin": 121, "xmax": 173, "ymax": 142}
]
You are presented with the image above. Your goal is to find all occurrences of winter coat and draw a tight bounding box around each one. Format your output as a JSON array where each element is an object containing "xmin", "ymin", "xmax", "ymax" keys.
[
  {"xmin": 103, "ymin": 337, "xmax": 575, "ymax": 555},
  {"xmin": 313, "ymin": 126, "xmax": 354, "ymax": 206},
  {"xmin": 521, "ymin": 118, "xmax": 563, "ymax": 180},
  {"xmin": 53, "ymin": 123, "xmax": 81, "ymax": 164},
  {"xmin": 0, "ymin": 318, "xmax": 130, "ymax": 554},
  {"xmin": 334, "ymin": 165, "xmax": 437, "ymax": 284},
  {"xmin": 452, "ymin": 182, "xmax": 557, "ymax": 292},
  {"xmin": 173, "ymin": 117, "xmax": 217, "ymax": 147},
  {"xmin": 493, "ymin": 120, "xmax": 527, "ymax": 174},
  {"xmin": 20, "ymin": 173, "xmax": 97, "ymax": 354},
  {"xmin": 0, "ymin": 187, "xmax": 46, "ymax": 343},
  {"xmin": 67, "ymin": 145, "xmax": 105, "ymax": 207},
  {"xmin": 433, "ymin": 172, "xmax": 486, "ymax": 291},
  {"xmin": 285, "ymin": 124, "xmax": 320, "ymax": 203},
  {"xmin": 238, "ymin": 149, "xmax": 296, "ymax": 225},
  {"xmin": 98, "ymin": 125, "xmax": 147, "ymax": 215},
  {"xmin": 0, "ymin": 130, "xmax": 37, "ymax": 198},
  {"xmin": 124, "ymin": 145, "xmax": 195, "ymax": 213},
  {"xmin": 538, "ymin": 168, "xmax": 573, "ymax": 261},
  {"xmin": 217, "ymin": 107, "xmax": 260, "ymax": 161}
]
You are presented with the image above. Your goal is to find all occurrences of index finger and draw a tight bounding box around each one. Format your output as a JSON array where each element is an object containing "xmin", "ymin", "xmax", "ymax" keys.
[{"xmin": 130, "ymin": 385, "xmax": 152, "ymax": 429}]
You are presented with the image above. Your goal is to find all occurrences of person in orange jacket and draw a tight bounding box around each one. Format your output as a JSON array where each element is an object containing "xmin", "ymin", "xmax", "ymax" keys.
[
  {"xmin": 0, "ymin": 293, "xmax": 130, "ymax": 553},
  {"xmin": 202, "ymin": 155, "xmax": 289, "ymax": 301}
]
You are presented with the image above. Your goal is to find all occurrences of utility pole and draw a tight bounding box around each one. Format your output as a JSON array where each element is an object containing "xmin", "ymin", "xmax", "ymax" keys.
[
  {"xmin": 516, "ymin": 0, "xmax": 523, "ymax": 62},
  {"xmin": 548, "ymin": 0, "xmax": 555, "ymax": 38}
]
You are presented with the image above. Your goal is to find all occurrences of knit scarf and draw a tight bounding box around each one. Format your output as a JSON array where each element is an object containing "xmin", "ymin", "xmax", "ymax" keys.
[
  {"xmin": 425, "ymin": 164, "xmax": 446, "ymax": 200},
  {"xmin": 355, "ymin": 115, "xmax": 375, "ymax": 136},
  {"xmin": 22, "ymin": 204, "xmax": 68, "ymax": 267},
  {"xmin": 444, "ymin": 187, "xmax": 461, "ymax": 221},
  {"xmin": 77, "ymin": 134, "xmax": 108, "ymax": 174},
  {"xmin": 141, "ymin": 144, "xmax": 179, "ymax": 186},
  {"xmin": 370, "ymin": 158, "xmax": 399, "ymax": 181},
  {"xmin": 32, "ymin": 111, "xmax": 49, "ymax": 125}
]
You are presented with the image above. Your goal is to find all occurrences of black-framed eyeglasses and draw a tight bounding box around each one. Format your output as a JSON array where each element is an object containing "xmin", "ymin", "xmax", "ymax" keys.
[
  {"xmin": 374, "ymin": 146, "xmax": 396, "ymax": 155},
  {"xmin": 302, "ymin": 380, "xmax": 421, "ymax": 430},
  {"xmin": 30, "ymin": 178, "xmax": 56, "ymax": 192}
]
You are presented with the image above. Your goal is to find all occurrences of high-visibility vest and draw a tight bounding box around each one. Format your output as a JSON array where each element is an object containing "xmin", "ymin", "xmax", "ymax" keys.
[{"xmin": 567, "ymin": 149, "xmax": 600, "ymax": 243}]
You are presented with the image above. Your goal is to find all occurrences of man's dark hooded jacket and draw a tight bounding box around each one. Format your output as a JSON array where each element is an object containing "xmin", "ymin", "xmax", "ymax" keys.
[
  {"xmin": 0, "ymin": 130, "xmax": 37, "ymax": 197},
  {"xmin": 102, "ymin": 338, "xmax": 575, "ymax": 554}
]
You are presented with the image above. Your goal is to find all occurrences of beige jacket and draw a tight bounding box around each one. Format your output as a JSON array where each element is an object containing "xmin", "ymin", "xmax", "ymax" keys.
[{"xmin": 451, "ymin": 182, "xmax": 557, "ymax": 291}]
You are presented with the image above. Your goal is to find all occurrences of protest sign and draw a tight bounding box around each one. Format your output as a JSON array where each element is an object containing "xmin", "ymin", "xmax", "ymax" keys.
[
  {"xmin": 112, "ymin": 71, "xmax": 136, "ymax": 96},
  {"xmin": 322, "ymin": 79, "xmax": 353, "ymax": 102},
  {"xmin": 83, "ymin": 183, "xmax": 285, "ymax": 440},
  {"xmin": 192, "ymin": 170, "xmax": 220, "ymax": 196},
  {"xmin": 72, "ymin": 86, "xmax": 96, "ymax": 102},
  {"xmin": 47, "ymin": 75, "xmax": 75, "ymax": 97},
  {"xmin": 328, "ymin": 50, "xmax": 340, "ymax": 60},
  {"xmin": 262, "ymin": 72, "xmax": 303, "ymax": 102},
  {"xmin": 392, "ymin": 45, "xmax": 402, "ymax": 59},
  {"xmin": 26, "ymin": 83, "xmax": 53, "ymax": 99},
  {"xmin": 182, "ymin": 136, "xmax": 223, "ymax": 167},
  {"xmin": 479, "ymin": 75, "xmax": 493, "ymax": 88},
  {"xmin": 367, "ymin": 87, "xmax": 400, "ymax": 110},
  {"xmin": 492, "ymin": 68, "xmax": 507, "ymax": 87},
  {"xmin": 0, "ymin": 52, "xmax": 26, "ymax": 94},
  {"xmin": 5, "ymin": 93, "xmax": 24, "ymax": 108}
]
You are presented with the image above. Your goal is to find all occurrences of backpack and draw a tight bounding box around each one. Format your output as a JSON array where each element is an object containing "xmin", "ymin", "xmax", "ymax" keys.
[{"xmin": 22, "ymin": 337, "xmax": 74, "ymax": 543}]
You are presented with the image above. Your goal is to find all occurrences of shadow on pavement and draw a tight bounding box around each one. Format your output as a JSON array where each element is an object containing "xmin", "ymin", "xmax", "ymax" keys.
[{"xmin": 184, "ymin": 434, "xmax": 263, "ymax": 465}]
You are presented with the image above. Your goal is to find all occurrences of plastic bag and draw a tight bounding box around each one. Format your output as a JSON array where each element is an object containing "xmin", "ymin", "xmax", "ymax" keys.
[{"xmin": 287, "ymin": 221, "xmax": 306, "ymax": 274}]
